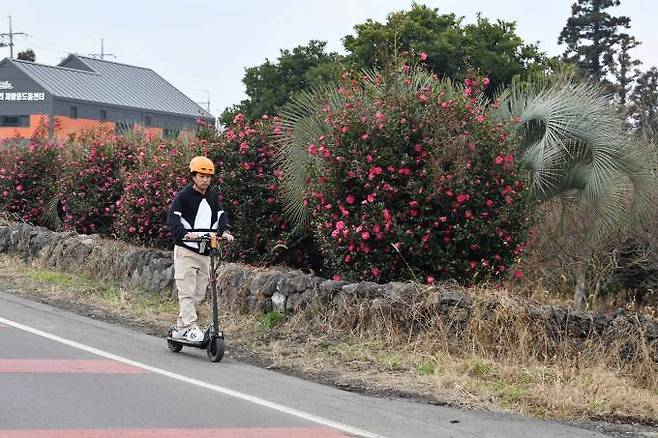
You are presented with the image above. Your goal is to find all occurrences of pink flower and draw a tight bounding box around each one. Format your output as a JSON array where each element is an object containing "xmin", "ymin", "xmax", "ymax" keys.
[
  {"xmin": 383, "ymin": 209, "xmax": 392, "ymax": 223},
  {"xmin": 409, "ymin": 200, "xmax": 419, "ymax": 209},
  {"xmin": 332, "ymin": 275, "xmax": 342, "ymax": 281},
  {"xmin": 513, "ymin": 270, "xmax": 524, "ymax": 280},
  {"xmin": 419, "ymin": 52, "xmax": 428, "ymax": 61},
  {"xmin": 346, "ymin": 195, "xmax": 355, "ymax": 204},
  {"xmin": 367, "ymin": 193, "xmax": 376, "ymax": 203},
  {"xmin": 368, "ymin": 166, "xmax": 383, "ymax": 180},
  {"xmin": 239, "ymin": 142, "xmax": 249, "ymax": 153},
  {"xmin": 426, "ymin": 276, "xmax": 435, "ymax": 284},
  {"xmin": 2, "ymin": 190, "xmax": 8, "ymax": 197},
  {"xmin": 469, "ymin": 261, "xmax": 478, "ymax": 270},
  {"xmin": 464, "ymin": 210, "xmax": 473, "ymax": 219},
  {"xmin": 361, "ymin": 133, "xmax": 369, "ymax": 140},
  {"xmin": 371, "ymin": 267, "xmax": 381, "ymax": 277},
  {"xmin": 486, "ymin": 199, "xmax": 495, "ymax": 208},
  {"xmin": 308, "ymin": 144, "xmax": 318, "ymax": 155},
  {"xmin": 335, "ymin": 220, "xmax": 346, "ymax": 231},
  {"xmin": 476, "ymin": 114, "xmax": 485, "ymax": 123},
  {"xmin": 483, "ymin": 77, "xmax": 490, "ymax": 87},
  {"xmin": 16, "ymin": 185, "xmax": 24, "ymax": 192},
  {"xmin": 361, "ymin": 231, "xmax": 370, "ymax": 240},
  {"xmin": 374, "ymin": 111, "xmax": 386, "ymax": 123},
  {"xmin": 456, "ymin": 194, "xmax": 469, "ymax": 203},
  {"xmin": 495, "ymin": 156, "xmax": 504, "ymax": 165},
  {"xmin": 398, "ymin": 167, "xmax": 412, "ymax": 176}
]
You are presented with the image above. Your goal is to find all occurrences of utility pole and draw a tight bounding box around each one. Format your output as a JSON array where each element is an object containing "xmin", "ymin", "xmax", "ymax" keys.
[
  {"xmin": 88, "ymin": 38, "xmax": 115, "ymax": 60},
  {"xmin": 197, "ymin": 90, "xmax": 210, "ymax": 112},
  {"xmin": 0, "ymin": 16, "xmax": 27, "ymax": 59}
]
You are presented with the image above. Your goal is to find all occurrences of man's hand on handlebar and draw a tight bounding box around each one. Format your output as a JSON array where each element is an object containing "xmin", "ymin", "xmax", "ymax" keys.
[{"xmin": 184, "ymin": 232, "xmax": 199, "ymax": 241}]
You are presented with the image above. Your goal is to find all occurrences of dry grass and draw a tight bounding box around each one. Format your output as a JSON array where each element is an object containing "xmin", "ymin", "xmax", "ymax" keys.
[{"xmin": 1, "ymin": 253, "xmax": 657, "ymax": 425}]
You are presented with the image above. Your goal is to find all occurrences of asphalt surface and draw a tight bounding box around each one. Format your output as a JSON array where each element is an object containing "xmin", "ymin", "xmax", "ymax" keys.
[{"xmin": 0, "ymin": 290, "xmax": 611, "ymax": 438}]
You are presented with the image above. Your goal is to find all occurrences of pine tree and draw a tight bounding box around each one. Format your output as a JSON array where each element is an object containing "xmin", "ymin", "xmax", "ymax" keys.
[
  {"xmin": 611, "ymin": 34, "xmax": 641, "ymax": 105},
  {"xmin": 629, "ymin": 68, "xmax": 658, "ymax": 142},
  {"xmin": 558, "ymin": 0, "xmax": 630, "ymax": 80}
]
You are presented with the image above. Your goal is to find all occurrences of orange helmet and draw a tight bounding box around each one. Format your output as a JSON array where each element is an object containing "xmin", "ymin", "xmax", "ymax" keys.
[{"xmin": 189, "ymin": 156, "xmax": 215, "ymax": 175}]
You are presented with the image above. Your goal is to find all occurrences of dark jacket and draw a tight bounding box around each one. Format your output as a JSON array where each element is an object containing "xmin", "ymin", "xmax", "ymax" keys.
[{"xmin": 167, "ymin": 184, "xmax": 230, "ymax": 255}]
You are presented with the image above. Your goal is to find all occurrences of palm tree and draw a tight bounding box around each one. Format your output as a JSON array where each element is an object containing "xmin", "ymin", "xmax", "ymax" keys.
[{"xmin": 494, "ymin": 74, "xmax": 658, "ymax": 306}]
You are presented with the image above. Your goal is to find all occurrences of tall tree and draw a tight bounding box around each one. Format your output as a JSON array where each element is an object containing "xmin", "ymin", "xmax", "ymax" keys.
[
  {"xmin": 343, "ymin": 4, "xmax": 547, "ymax": 93},
  {"xmin": 558, "ymin": 0, "xmax": 630, "ymax": 80},
  {"xmin": 17, "ymin": 49, "xmax": 36, "ymax": 62},
  {"xmin": 610, "ymin": 33, "xmax": 641, "ymax": 105},
  {"xmin": 220, "ymin": 41, "xmax": 340, "ymax": 125},
  {"xmin": 629, "ymin": 68, "xmax": 658, "ymax": 142}
]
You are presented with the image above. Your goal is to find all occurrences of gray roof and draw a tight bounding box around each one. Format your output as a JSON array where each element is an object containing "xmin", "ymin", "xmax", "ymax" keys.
[{"xmin": 3, "ymin": 55, "xmax": 213, "ymax": 119}]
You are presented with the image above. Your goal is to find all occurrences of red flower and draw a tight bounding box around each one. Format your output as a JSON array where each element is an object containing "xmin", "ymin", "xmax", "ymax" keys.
[
  {"xmin": 513, "ymin": 270, "xmax": 523, "ymax": 280},
  {"xmin": 346, "ymin": 194, "xmax": 355, "ymax": 204},
  {"xmin": 371, "ymin": 267, "xmax": 381, "ymax": 277}
]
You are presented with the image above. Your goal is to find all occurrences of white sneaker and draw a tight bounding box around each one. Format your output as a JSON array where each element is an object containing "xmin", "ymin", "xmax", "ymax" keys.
[
  {"xmin": 171, "ymin": 327, "xmax": 188, "ymax": 339},
  {"xmin": 185, "ymin": 327, "xmax": 205, "ymax": 342}
]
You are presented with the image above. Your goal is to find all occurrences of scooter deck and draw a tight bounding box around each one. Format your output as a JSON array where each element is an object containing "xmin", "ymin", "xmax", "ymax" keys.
[{"xmin": 166, "ymin": 336, "xmax": 208, "ymax": 348}]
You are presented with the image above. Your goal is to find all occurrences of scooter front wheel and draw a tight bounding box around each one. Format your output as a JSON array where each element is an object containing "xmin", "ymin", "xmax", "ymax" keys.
[
  {"xmin": 207, "ymin": 337, "xmax": 225, "ymax": 362},
  {"xmin": 168, "ymin": 340, "xmax": 183, "ymax": 353}
]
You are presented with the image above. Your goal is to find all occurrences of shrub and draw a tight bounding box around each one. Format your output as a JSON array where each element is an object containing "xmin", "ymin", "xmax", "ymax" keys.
[
  {"xmin": 114, "ymin": 139, "xmax": 203, "ymax": 247},
  {"xmin": 281, "ymin": 63, "xmax": 533, "ymax": 284},
  {"xmin": 210, "ymin": 114, "xmax": 313, "ymax": 266},
  {"xmin": 0, "ymin": 138, "xmax": 60, "ymax": 225},
  {"xmin": 57, "ymin": 128, "xmax": 138, "ymax": 235}
]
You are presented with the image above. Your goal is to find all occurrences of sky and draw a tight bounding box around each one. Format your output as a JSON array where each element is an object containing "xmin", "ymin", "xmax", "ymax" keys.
[{"xmin": 4, "ymin": 0, "xmax": 658, "ymax": 117}]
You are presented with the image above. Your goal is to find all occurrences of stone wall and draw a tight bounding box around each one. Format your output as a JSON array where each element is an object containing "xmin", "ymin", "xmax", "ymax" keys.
[{"xmin": 1, "ymin": 222, "xmax": 656, "ymax": 361}]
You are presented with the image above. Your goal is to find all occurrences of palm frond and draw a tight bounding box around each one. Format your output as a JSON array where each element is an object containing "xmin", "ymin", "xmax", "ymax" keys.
[{"xmin": 494, "ymin": 74, "xmax": 658, "ymax": 241}]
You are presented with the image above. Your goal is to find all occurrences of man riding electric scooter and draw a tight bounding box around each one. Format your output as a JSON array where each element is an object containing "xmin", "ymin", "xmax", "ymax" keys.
[{"xmin": 166, "ymin": 156, "xmax": 234, "ymax": 347}]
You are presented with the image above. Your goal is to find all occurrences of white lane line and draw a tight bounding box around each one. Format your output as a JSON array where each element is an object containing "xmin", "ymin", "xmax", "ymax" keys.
[{"xmin": 0, "ymin": 316, "xmax": 385, "ymax": 438}]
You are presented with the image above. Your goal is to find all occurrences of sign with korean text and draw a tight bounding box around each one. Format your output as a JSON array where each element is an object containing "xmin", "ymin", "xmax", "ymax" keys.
[{"xmin": 0, "ymin": 91, "xmax": 46, "ymax": 101}]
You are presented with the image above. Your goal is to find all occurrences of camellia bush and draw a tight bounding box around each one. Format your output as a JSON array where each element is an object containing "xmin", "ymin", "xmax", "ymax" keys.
[
  {"xmin": 57, "ymin": 128, "xmax": 138, "ymax": 235},
  {"xmin": 210, "ymin": 114, "xmax": 312, "ymax": 266},
  {"xmin": 278, "ymin": 60, "xmax": 534, "ymax": 284},
  {"xmin": 0, "ymin": 138, "xmax": 60, "ymax": 225},
  {"xmin": 114, "ymin": 139, "xmax": 203, "ymax": 247}
]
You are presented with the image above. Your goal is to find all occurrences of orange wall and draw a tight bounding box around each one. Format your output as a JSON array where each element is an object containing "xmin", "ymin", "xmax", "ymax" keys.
[{"xmin": 0, "ymin": 115, "xmax": 185, "ymax": 141}]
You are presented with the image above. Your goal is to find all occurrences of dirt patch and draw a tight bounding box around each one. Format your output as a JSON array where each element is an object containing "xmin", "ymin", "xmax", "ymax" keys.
[{"xmin": 1, "ymin": 254, "xmax": 657, "ymax": 437}]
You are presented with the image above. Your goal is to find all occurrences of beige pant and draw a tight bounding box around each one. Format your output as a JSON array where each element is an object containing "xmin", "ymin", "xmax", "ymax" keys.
[{"xmin": 173, "ymin": 245, "xmax": 210, "ymax": 329}]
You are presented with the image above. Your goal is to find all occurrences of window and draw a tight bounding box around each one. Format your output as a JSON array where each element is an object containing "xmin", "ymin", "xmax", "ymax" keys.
[
  {"xmin": 163, "ymin": 128, "xmax": 179, "ymax": 140},
  {"xmin": 115, "ymin": 121, "xmax": 134, "ymax": 134},
  {"xmin": 144, "ymin": 115, "xmax": 152, "ymax": 127},
  {"xmin": 70, "ymin": 106, "xmax": 78, "ymax": 119},
  {"xmin": 100, "ymin": 110, "xmax": 107, "ymax": 121},
  {"xmin": 0, "ymin": 115, "xmax": 29, "ymax": 127}
]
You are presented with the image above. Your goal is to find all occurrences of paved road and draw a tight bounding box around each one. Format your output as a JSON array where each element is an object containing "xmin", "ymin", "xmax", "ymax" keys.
[{"xmin": 0, "ymin": 290, "xmax": 608, "ymax": 438}]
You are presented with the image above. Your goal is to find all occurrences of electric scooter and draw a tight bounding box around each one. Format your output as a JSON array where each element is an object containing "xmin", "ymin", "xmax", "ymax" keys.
[{"xmin": 166, "ymin": 232, "xmax": 226, "ymax": 362}]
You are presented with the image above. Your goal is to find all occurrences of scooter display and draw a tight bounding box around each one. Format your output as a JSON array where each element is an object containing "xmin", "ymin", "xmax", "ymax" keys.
[{"xmin": 166, "ymin": 232, "xmax": 225, "ymax": 362}]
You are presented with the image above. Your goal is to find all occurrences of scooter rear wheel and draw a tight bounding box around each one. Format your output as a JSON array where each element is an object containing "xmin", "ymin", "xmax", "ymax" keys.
[
  {"xmin": 207, "ymin": 337, "xmax": 225, "ymax": 362},
  {"xmin": 168, "ymin": 340, "xmax": 183, "ymax": 353}
]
